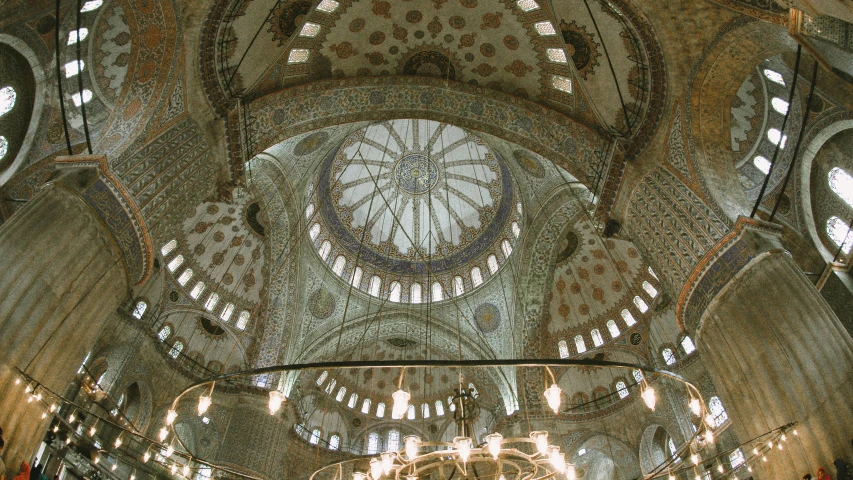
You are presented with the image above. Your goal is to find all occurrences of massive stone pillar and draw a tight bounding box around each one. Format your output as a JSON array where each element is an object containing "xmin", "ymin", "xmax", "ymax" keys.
[
  {"xmin": 626, "ymin": 168, "xmax": 853, "ymax": 477},
  {"xmin": 0, "ymin": 156, "xmax": 150, "ymax": 473}
]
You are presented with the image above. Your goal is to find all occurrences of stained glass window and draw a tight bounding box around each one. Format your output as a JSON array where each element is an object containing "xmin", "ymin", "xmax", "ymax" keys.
[
  {"xmin": 132, "ymin": 301, "xmax": 147, "ymax": 319},
  {"xmin": 161, "ymin": 240, "xmax": 177, "ymax": 256},
  {"xmin": 634, "ymin": 296, "xmax": 649, "ymax": 313},
  {"xmin": 309, "ymin": 223, "xmax": 321, "ymax": 240},
  {"xmin": 167, "ymin": 255, "xmax": 184, "ymax": 272},
  {"xmin": 435, "ymin": 400, "xmax": 445, "ymax": 416},
  {"xmin": 621, "ymin": 309, "xmax": 636, "ymax": 326},
  {"xmin": 220, "ymin": 303, "xmax": 235, "ymax": 322},
  {"xmin": 309, "ymin": 429, "xmax": 321, "ymax": 445},
  {"xmin": 72, "ymin": 90, "xmax": 93, "ymax": 106},
  {"xmin": 332, "ymin": 255, "xmax": 346, "ymax": 275},
  {"xmin": 517, "ymin": 0, "xmax": 540, "ymax": 12},
  {"xmin": 502, "ymin": 239, "xmax": 513, "ymax": 257},
  {"xmin": 681, "ymin": 335, "xmax": 696, "ymax": 354},
  {"xmin": 406, "ymin": 404, "xmax": 415, "ymax": 420},
  {"xmin": 316, "ymin": 0, "xmax": 339, "ymax": 12},
  {"xmin": 351, "ymin": 267, "xmax": 363, "ymax": 288},
  {"xmin": 471, "ymin": 267, "xmax": 483, "ymax": 287},
  {"xmin": 367, "ymin": 432, "xmax": 379, "ymax": 454},
  {"xmin": 534, "ymin": 21, "xmax": 556, "ymax": 35},
  {"xmin": 317, "ymin": 371, "xmax": 328, "ymax": 386},
  {"xmin": 361, "ymin": 398, "xmax": 371, "ymax": 414},
  {"xmin": 68, "ymin": 28, "xmax": 89, "ymax": 44},
  {"xmin": 767, "ymin": 128, "xmax": 787, "ymax": 148},
  {"xmin": 287, "ymin": 49, "xmax": 310, "ymax": 64},
  {"xmin": 157, "ymin": 325, "xmax": 171, "ymax": 342},
  {"xmin": 335, "ymin": 386, "xmax": 346, "ymax": 402},
  {"xmin": 177, "ymin": 268, "xmax": 193, "ymax": 286},
  {"xmin": 190, "ymin": 282, "xmax": 205, "ymax": 299},
  {"xmin": 512, "ymin": 222, "xmax": 521, "ymax": 238},
  {"xmin": 648, "ymin": 266, "xmax": 658, "ymax": 279},
  {"xmin": 487, "ymin": 254, "xmax": 499, "ymax": 274},
  {"xmin": 829, "ymin": 167, "xmax": 853, "ymax": 208},
  {"xmin": 552, "ymin": 76, "xmax": 573, "ymax": 94},
  {"xmin": 168, "ymin": 341, "xmax": 183, "ymax": 359},
  {"xmin": 325, "ymin": 379, "xmax": 336, "ymax": 394},
  {"xmin": 668, "ymin": 438, "xmax": 678, "ymax": 457},
  {"xmin": 453, "ymin": 276, "xmax": 465, "ymax": 296},
  {"xmin": 64, "ymin": 60, "xmax": 85, "ymax": 78},
  {"xmin": 422, "ymin": 403, "xmax": 430, "ymax": 418},
  {"xmin": 410, "ymin": 283, "xmax": 422, "ymax": 304},
  {"xmin": 754, "ymin": 156, "xmax": 771, "ymax": 175},
  {"xmin": 299, "ymin": 22, "xmax": 321, "ymax": 37},
  {"xmin": 642, "ymin": 281, "xmax": 658, "ymax": 298},
  {"xmin": 348, "ymin": 393, "xmax": 358, "ymax": 408},
  {"xmin": 558, "ymin": 340, "xmax": 569, "ymax": 359},
  {"xmin": 764, "ymin": 69, "xmax": 785, "ymax": 86},
  {"xmin": 709, "ymin": 396, "xmax": 728, "ymax": 426},
  {"xmin": 80, "ymin": 0, "xmax": 103, "ymax": 12},
  {"xmin": 546, "ymin": 48, "xmax": 568, "ymax": 64},
  {"xmin": 591, "ymin": 329, "xmax": 604, "ymax": 347},
  {"xmin": 431, "ymin": 282, "xmax": 444, "ymax": 302},
  {"xmin": 607, "ymin": 320, "xmax": 620, "ymax": 338},
  {"xmin": 0, "ymin": 87, "xmax": 16, "ymax": 118},
  {"xmin": 771, "ymin": 97, "xmax": 789, "ymax": 115},
  {"xmin": 329, "ymin": 435, "xmax": 340, "ymax": 450},
  {"xmin": 616, "ymin": 381, "xmax": 629, "ymax": 399},
  {"xmin": 632, "ymin": 369, "xmax": 643, "ymax": 384},
  {"xmin": 204, "ymin": 293, "xmax": 219, "ymax": 311},
  {"xmin": 827, "ymin": 216, "xmax": 853, "ymax": 254},
  {"xmin": 376, "ymin": 402, "xmax": 385, "ymax": 418},
  {"xmin": 318, "ymin": 240, "xmax": 331, "ymax": 261},
  {"xmin": 729, "ymin": 449, "xmax": 745, "ymax": 468},
  {"xmin": 368, "ymin": 276, "xmax": 382, "ymax": 297},
  {"xmin": 575, "ymin": 335, "xmax": 586, "ymax": 354},
  {"xmin": 662, "ymin": 348, "xmax": 676, "ymax": 365},
  {"xmin": 236, "ymin": 311, "xmax": 250, "ymax": 330},
  {"xmin": 389, "ymin": 282, "xmax": 401, "ymax": 302}
]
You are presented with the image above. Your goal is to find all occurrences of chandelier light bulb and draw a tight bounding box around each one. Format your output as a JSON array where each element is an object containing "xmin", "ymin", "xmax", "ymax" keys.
[
  {"xmin": 543, "ymin": 384, "xmax": 562, "ymax": 414},
  {"xmin": 131, "ymin": 475, "xmax": 136, "ymax": 480},
  {"xmin": 499, "ymin": 476, "xmax": 507, "ymax": 480},
  {"xmin": 641, "ymin": 386, "xmax": 657, "ymax": 411},
  {"xmin": 566, "ymin": 463, "xmax": 576, "ymax": 480},
  {"xmin": 49, "ymin": 404, "xmax": 57, "ymax": 413},
  {"xmin": 171, "ymin": 465, "xmax": 178, "ymax": 475},
  {"xmin": 404, "ymin": 475, "xmax": 418, "ymax": 480},
  {"xmin": 159, "ymin": 427, "xmax": 169, "ymax": 442},
  {"xmin": 668, "ymin": 474, "xmax": 675, "ymax": 480},
  {"xmin": 705, "ymin": 429, "xmax": 714, "ymax": 444},
  {"xmin": 404, "ymin": 435, "xmax": 421, "ymax": 460},
  {"xmin": 40, "ymin": 412, "xmax": 47, "ymax": 419},
  {"xmin": 793, "ymin": 429, "xmax": 798, "ymax": 436},
  {"xmin": 165, "ymin": 445, "xmax": 175, "ymax": 457},
  {"xmin": 695, "ymin": 475, "xmax": 701, "ymax": 480},
  {"xmin": 688, "ymin": 398, "xmax": 701, "ymax": 416},
  {"xmin": 530, "ymin": 431, "xmax": 550, "ymax": 456},
  {"xmin": 25, "ymin": 385, "xmax": 32, "ymax": 393},
  {"xmin": 486, "ymin": 433, "xmax": 503, "ymax": 459},
  {"xmin": 65, "ymin": 438, "xmax": 71, "ymax": 445},
  {"xmin": 94, "ymin": 455, "xmax": 100, "ymax": 464},
  {"xmin": 69, "ymin": 413, "xmax": 76, "ymax": 423},
  {"xmin": 762, "ymin": 456, "xmax": 767, "ymax": 462},
  {"xmin": 778, "ymin": 443, "xmax": 783, "ymax": 450},
  {"xmin": 549, "ymin": 448, "xmax": 566, "ymax": 474},
  {"xmin": 781, "ymin": 434, "xmax": 787, "ymax": 442},
  {"xmin": 198, "ymin": 395, "xmax": 212, "ymax": 415},
  {"xmin": 27, "ymin": 395, "xmax": 34, "ymax": 404},
  {"xmin": 767, "ymin": 441, "xmax": 773, "ymax": 449},
  {"xmin": 36, "ymin": 393, "xmax": 42, "ymax": 401},
  {"xmin": 89, "ymin": 426, "xmax": 96, "ymax": 436},
  {"xmin": 14, "ymin": 378, "xmax": 20, "ymax": 385},
  {"xmin": 370, "ymin": 458, "xmax": 383, "ymax": 480},
  {"xmin": 391, "ymin": 389, "xmax": 410, "ymax": 419},
  {"xmin": 143, "ymin": 451, "xmax": 151, "ymax": 463},
  {"xmin": 691, "ymin": 453, "xmax": 700, "ymax": 465},
  {"xmin": 52, "ymin": 426, "xmax": 59, "ymax": 433},
  {"xmin": 269, "ymin": 390, "xmax": 285, "ymax": 415},
  {"xmin": 752, "ymin": 448, "xmax": 758, "ymax": 455},
  {"xmin": 454, "ymin": 437, "xmax": 472, "ymax": 464},
  {"xmin": 748, "ymin": 466, "xmax": 753, "ymax": 472},
  {"xmin": 166, "ymin": 409, "xmax": 178, "ymax": 425},
  {"xmin": 353, "ymin": 473, "xmax": 368, "ymax": 480},
  {"xmin": 114, "ymin": 436, "xmax": 123, "ymax": 448},
  {"xmin": 111, "ymin": 464, "xmax": 117, "ymax": 471},
  {"xmin": 381, "ymin": 452, "xmax": 395, "ymax": 475},
  {"xmin": 718, "ymin": 463, "xmax": 724, "ymax": 473},
  {"xmin": 183, "ymin": 465, "xmax": 190, "ymax": 476}
]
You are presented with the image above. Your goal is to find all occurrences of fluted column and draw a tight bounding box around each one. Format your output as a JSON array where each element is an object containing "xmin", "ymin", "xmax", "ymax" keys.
[
  {"xmin": 0, "ymin": 158, "xmax": 148, "ymax": 472},
  {"xmin": 698, "ymin": 249, "xmax": 853, "ymax": 477}
]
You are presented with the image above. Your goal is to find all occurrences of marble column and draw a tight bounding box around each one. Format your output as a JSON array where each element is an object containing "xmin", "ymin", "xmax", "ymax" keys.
[{"xmin": 0, "ymin": 157, "xmax": 150, "ymax": 473}]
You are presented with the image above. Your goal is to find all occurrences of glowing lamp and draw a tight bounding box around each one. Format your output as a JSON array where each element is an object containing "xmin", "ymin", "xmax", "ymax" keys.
[
  {"xmin": 130, "ymin": 475, "xmax": 136, "ymax": 480},
  {"xmin": 114, "ymin": 436, "xmax": 122, "ymax": 448},
  {"xmin": 781, "ymin": 434, "xmax": 787, "ymax": 442},
  {"xmin": 668, "ymin": 475, "xmax": 675, "ymax": 480},
  {"xmin": 111, "ymin": 464, "xmax": 117, "ymax": 471},
  {"xmin": 65, "ymin": 438, "xmax": 71, "ymax": 445},
  {"xmin": 486, "ymin": 433, "xmax": 503, "ymax": 459},
  {"xmin": 94, "ymin": 455, "xmax": 100, "ymax": 464},
  {"xmin": 269, "ymin": 390, "xmax": 285, "ymax": 415},
  {"xmin": 370, "ymin": 458, "xmax": 383, "ymax": 480},
  {"xmin": 530, "ymin": 431, "xmax": 549, "ymax": 456},
  {"xmin": 391, "ymin": 390, "xmax": 410, "ymax": 419},
  {"xmin": 404, "ymin": 435, "xmax": 421, "ymax": 460},
  {"xmin": 49, "ymin": 404, "xmax": 57, "ymax": 413},
  {"xmin": 166, "ymin": 409, "xmax": 178, "ymax": 425},
  {"xmin": 165, "ymin": 445, "xmax": 175, "ymax": 457},
  {"xmin": 566, "ymin": 463, "xmax": 576, "ymax": 480},
  {"xmin": 454, "ymin": 437, "xmax": 472, "ymax": 464},
  {"xmin": 548, "ymin": 447, "xmax": 565, "ymax": 473},
  {"xmin": 142, "ymin": 451, "xmax": 151, "ymax": 463},
  {"xmin": 718, "ymin": 463, "xmax": 724, "ymax": 473},
  {"xmin": 762, "ymin": 456, "xmax": 767, "ymax": 462},
  {"xmin": 40, "ymin": 413, "xmax": 47, "ymax": 419},
  {"xmin": 25, "ymin": 385, "xmax": 32, "ymax": 393},
  {"xmin": 381, "ymin": 452, "xmax": 395, "ymax": 474},
  {"xmin": 353, "ymin": 473, "xmax": 368, "ymax": 480},
  {"xmin": 183, "ymin": 465, "xmax": 190, "ymax": 476},
  {"xmin": 89, "ymin": 426, "xmax": 96, "ymax": 436},
  {"xmin": 159, "ymin": 427, "xmax": 169, "ymax": 442},
  {"xmin": 688, "ymin": 398, "xmax": 701, "ymax": 416},
  {"xmin": 641, "ymin": 386, "xmax": 656, "ymax": 411},
  {"xmin": 691, "ymin": 453, "xmax": 700, "ymax": 465},
  {"xmin": 198, "ymin": 395, "xmax": 212, "ymax": 415},
  {"xmin": 171, "ymin": 465, "xmax": 178, "ymax": 475},
  {"xmin": 543, "ymin": 384, "xmax": 562, "ymax": 414},
  {"xmin": 499, "ymin": 476, "xmax": 507, "ymax": 480},
  {"xmin": 705, "ymin": 429, "xmax": 714, "ymax": 444},
  {"xmin": 69, "ymin": 413, "xmax": 76, "ymax": 423}
]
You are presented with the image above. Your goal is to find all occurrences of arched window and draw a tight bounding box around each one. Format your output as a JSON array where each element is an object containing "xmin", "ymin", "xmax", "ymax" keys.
[
  {"xmin": 318, "ymin": 241, "xmax": 331, "ymax": 260},
  {"xmin": 501, "ymin": 239, "xmax": 513, "ymax": 257},
  {"xmin": 64, "ymin": 60, "xmax": 85, "ymax": 78},
  {"xmin": 335, "ymin": 386, "xmax": 346, "ymax": 402},
  {"xmin": 361, "ymin": 398, "xmax": 372, "ymax": 414},
  {"xmin": 190, "ymin": 282, "xmax": 205, "ymax": 299},
  {"xmin": 681, "ymin": 335, "xmax": 697, "ymax": 355},
  {"xmin": 368, "ymin": 276, "xmax": 382, "ymax": 297},
  {"xmin": 422, "ymin": 403, "xmax": 430, "ymax": 418},
  {"xmin": 764, "ymin": 69, "xmax": 785, "ymax": 85},
  {"xmin": 828, "ymin": 167, "xmax": 853, "ymax": 208},
  {"xmin": 348, "ymin": 393, "xmax": 358, "ymax": 408},
  {"xmin": 616, "ymin": 381, "xmax": 629, "ymax": 399},
  {"xmin": 168, "ymin": 341, "xmax": 183, "ymax": 359},
  {"xmin": 754, "ymin": 155, "xmax": 771, "ymax": 175},
  {"xmin": 471, "ymin": 267, "xmax": 483, "ymax": 287},
  {"xmin": 607, "ymin": 320, "xmax": 621, "ymax": 338},
  {"xmin": 558, "ymin": 340, "xmax": 569, "ymax": 358},
  {"xmin": 220, "ymin": 303, "xmax": 235, "ymax": 322},
  {"xmin": 0, "ymin": 87, "xmax": 15, "ymax": 118},
  {"xmin": 827, "ymin": 216, "xmax": 853, "ymax": 254},
  {"xmin": 351, "ymin": 267, "xmax": 363, "ymax": 288},
  {"xmin": 388, "ymin": 429, "xmax": 401, "ymax": 451},
  {"xmin": 642, "ymin": 281, "xmax": 658, "ymax": 298},
  {"xmin": 236, "ymin": 311, "xmax": 250, "ymax": 330},
  {"xmin": 574, "ymin": 335, "xmax": 587, "ymax": 354},
  {"xmin": 131, "ymin": 301, "xmax": 147, "ymax": 320},
  {"xmin": 517, "ymin": 202, "xmax": 523, "ymax": 215},
  {"xmin": 410, "ymin": 283, "xmax": 422, "ymax": 304},
  {"xmin": 309, "ymin": 429, "xmax": 321, "ymax": 445},
  {"xmin": 668, "ymin": 438, "xmax": 678, "ymax": 458},
  {"xmin": 648, "ymin": 266, "xmax": 658, "ymax": 279},
  {"xmin": 309, "ymin": 223, "xmax": 321, "ymax": 241},
  {"xmin": 367, "ymin": 432, "xmax": 379, "ymax": 454},
  {"xmin": 662, "ymin": 348, "xmax": 676, "ymax": 365},
  {"xmin": 0, "ymin": 137, "xmax": 7, "ymax": 160},
  {"xmin": 68, "ymin": 28, "xmax": 90, "ymax": 44},
  {"xmin": 80, "ymin": 0, "xmax": 103, "ymax": 12},
  {"xmin": 632, "ymin": 369, "xmax": 643, "ymax": 384},
  {"xmin": 634, "ymin": 296, "xmax": 649, "ymax": 313},
  {"xmin": 512, "ymin": 222, "xmax": 521, "ymax": 238},
  {"xmin": 771, "ymin": 97, "xmax": 789, "ymax": 115},
  {"xmin": 591, "ymin": 329, "xmax": 604, "ymax": 347},
  {"xmin": 487, "ymin": 254, "xmax": 499, "ymax": 274},
  {"xmin": 729, "ymin": 449, "xmax": 745, "ymax": 468},
  {"xmin": 332, "ymin": 255, "xmax": 346, "ymax": 275},
  {"xmin": 316, "ymin": 371, "xmax": 328, "ymax": 386},
  {"xmin": 157, "ymin": 325, "xmax": 171, "ymax": 342},
  {"xmin": 453, "ymin": 276, "xmax": 465, "ymax": 296},
  {"xmin": 389, "ymin": 282, "xmax": 402, "ymax": 302},
  {"xmin": 167, "ymin": 255, "xmax": 184, "ymax": 272},
  {"xmin": 161, "ymin": 239, "xmax": 177, "ymax": 256},
  {"xmin": 767, "ymin": 128, "xmax": 787, "ymax": 148},
  {"xmin": 376, "ymin": 402, "xmax": 385, "ymax": 418},
  {"xmin": 177, "ymin": 268, "xmax": 193, "ymax": 286},
  {"xmin": 435, "ymin": 400, "xmax": 445, "ymax": 416},
  {"xmin": 406, "ymin": 404, "xmax": 415, "ymax": 420},
  {"xmin": 324, "ymin": 379, "xmax": 337, "ymax": 394},
  {"xmin": 431, "ymin": 282, "xmax": 444, "ymax": 302},
  {"xmin": 71, "ymin": 89, "xmax": 92, "ymax": 106},
  {"xmin": 709, "ymin": 397, "xmax": 728, "ymax": 426},
  {"xmin": 204, "ymin": 293, "xmax": 220, "ymax": 311},
  {"xmin": 305, "ymin": 203, "xmax": 315, "ymax": 219},
  {"xmin": 329, "ymin": 434, "xmax": 340, "ymax": 450},
  {"xmin": 621, "ymin": 309, "xmax": 636, "ymax": 326}
]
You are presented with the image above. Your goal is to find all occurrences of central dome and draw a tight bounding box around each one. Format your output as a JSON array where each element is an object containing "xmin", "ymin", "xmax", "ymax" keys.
[{"xmin": 309, "ymin": 119, "xmax": 521, "ymax": 301}]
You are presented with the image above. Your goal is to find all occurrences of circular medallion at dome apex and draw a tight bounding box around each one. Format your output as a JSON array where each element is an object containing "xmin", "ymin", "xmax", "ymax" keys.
[{"xmin": 314, "ymin": 119, "xmax": 519, "ymax": 284}]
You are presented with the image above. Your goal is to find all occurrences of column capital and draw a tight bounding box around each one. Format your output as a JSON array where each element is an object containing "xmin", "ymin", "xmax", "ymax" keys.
[
  {"xmin": 51, "ymin": 155, "xmax": 152, "ymax": 285},
  {"xmin": 676, "ymin": 216, "xmax": 784, "ymax": 332}
]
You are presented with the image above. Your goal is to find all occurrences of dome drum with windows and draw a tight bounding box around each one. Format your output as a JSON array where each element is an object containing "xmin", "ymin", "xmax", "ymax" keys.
[{"xmin": 307, "ymin": 119, "xmax": 522, "ymax": 302}]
